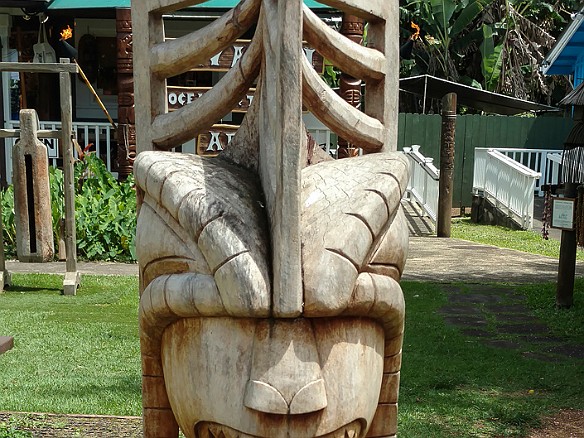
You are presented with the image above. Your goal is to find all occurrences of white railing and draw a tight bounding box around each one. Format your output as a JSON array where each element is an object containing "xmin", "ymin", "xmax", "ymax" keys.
[
  {"xmin": 486, "ymin": 148, "xmax": 562, "ymax": 196},
  {"xmin": 4, "ymin": 120, "xmax": 116, "ymax": 183},
  {"xmin": 403, "ymin": 145, "xmax": 439, "ymax": 223},
  {"xmin": 545, "ymin": 152, "xmax": 562, "ymax": 187},
  {"xmin": 473, "ymin": 148, "xmax": 541, "ymax": 229}
]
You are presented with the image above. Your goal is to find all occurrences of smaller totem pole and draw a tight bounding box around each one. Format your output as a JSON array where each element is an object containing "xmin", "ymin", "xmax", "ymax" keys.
[
  {"xmin": 116, "ymin": 8, "xmax": 136, "ymax": 178},
  {"xmin": 12, "ymin": 109, "xmax": 54, "ymax": 262},
  {"xmin": 437, "ymin": 92, "xmax": 457, "ymax": 237},
  {"xmin": 337, "ymin": 14, "xmax": 364, "ymax": 159}
]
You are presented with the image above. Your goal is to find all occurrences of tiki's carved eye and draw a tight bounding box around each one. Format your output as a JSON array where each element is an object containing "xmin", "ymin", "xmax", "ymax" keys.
[{"xmin": 133, "ymin": 1, "xmax": 405, "ymax": 437}]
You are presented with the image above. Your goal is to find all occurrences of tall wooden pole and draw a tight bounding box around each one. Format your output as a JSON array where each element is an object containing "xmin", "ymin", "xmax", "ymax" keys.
[
  {"xmin": 116, "ymin": 8, "xmax": 136, "ymax": 179},
  {"xmin": 437, "ymin": 93, "xmax": 457, "ymax": 237},
  {"xmin": 556, "ymin": 182, "xmax": 577, "ymax": 308},
  {"xmin": 337, "ymin": 14, "xmax": 364, "ymax": 159},
  {"xmin": 0, "ymin": 210, "xmax": 11, "ymax": 292},
  {"xmin": 60, "ymin": 59, "xmax": 80, "ymax": 295}
]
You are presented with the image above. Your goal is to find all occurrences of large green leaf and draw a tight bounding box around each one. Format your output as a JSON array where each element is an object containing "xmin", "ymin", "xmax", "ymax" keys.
[
  {"xmin": 480, "ymin": 24, "xmax": 504, "ymax": 91},
  {"xmin": 450, "ymin": 0, "xmax": 494, "ymax": 37},
  {"xmin": 430, "ymin": 0, "xmax": 456, "ymax": 36}
]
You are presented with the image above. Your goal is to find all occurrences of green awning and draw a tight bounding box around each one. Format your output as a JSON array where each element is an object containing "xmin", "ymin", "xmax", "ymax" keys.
[{"xmin": 48, "ymin": 0, "xmax": 330, "ymax": 9}]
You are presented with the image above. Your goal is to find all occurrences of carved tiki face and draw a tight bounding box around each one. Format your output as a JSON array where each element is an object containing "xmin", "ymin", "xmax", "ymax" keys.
[{"xmin": 136, "ymin": 151, "xmax": 408, "ymax": 438}]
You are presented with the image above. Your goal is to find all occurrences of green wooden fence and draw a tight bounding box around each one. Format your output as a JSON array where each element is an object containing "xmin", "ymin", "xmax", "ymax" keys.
[{"xmin": 398, "ymin": 113, "xmax": 574, "ymax": 208}]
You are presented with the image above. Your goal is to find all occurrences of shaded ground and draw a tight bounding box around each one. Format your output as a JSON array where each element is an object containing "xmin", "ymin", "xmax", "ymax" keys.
[
  {"xmin": 528, "ymin": 410, "xmax": 584, "ymax": 437},
  {"xmin": 1, "ymin": 409, "xmax": 583, "ymax": 437},
  {"xmin": 0, "ymin": 412, "xmax": 141, "ymax": 437}
]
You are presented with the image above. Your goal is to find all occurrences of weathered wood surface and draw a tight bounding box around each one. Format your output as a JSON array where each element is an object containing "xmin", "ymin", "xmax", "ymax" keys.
[
  {"xmin": 0, "ymin": 62, "xmax": 78, "ymax": 74},
  {"xmin": 302, "ymin": 54, "xmax": 385, "ymax": 151},
  {"xmin": 133, "ymin": 0, "xmax": 406, "ymax": 437},
  {"xmin": 59, "ymin": 66, "xmax": 80, "ymax": 295},
  {"xmin": 0, "ymin": 336, "xmax": 13, "ymax": 355},
  {"xmin": 0, "ymin": 213, "xmax": 11, "ymax": 292},
  {"xmin": 150, "ymin": 0, "xmax": 260, "ymax": 78},
  {"xmin": 303, "ymin": 6, "xmax": 385, "ymax": 82},
  {"xmin": 12, "ymin": 109, "xmax": 54, "ymax": 263},
  {"xmin": 151, "ymin": 29, "xmax": 262, "ymax": 149}
]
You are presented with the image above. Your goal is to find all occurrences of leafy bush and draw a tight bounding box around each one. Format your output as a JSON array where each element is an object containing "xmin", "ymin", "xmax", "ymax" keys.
[{"xmin": 1, "ymin": 154, "xmax": 136, "ymax": 262}]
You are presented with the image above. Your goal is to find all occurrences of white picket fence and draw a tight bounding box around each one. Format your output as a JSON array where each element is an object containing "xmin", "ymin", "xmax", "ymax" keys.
[
  {"xmin": 402, "ymin": 145, "xmax": 439, "ymax": 224},
  {"xmin": 473, "ymin": 148, "xmax": 541, "ymax": 229}
]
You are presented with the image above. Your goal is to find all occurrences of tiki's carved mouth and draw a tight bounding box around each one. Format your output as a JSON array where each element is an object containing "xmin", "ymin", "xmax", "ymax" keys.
[{"xmin": 195, "ymin": 419, "xmax": 364, "ymax": 438}]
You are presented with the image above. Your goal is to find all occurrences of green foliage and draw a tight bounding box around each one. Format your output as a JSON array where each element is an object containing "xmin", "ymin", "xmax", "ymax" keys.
[
  {"xmin": 73, "ymin": 154, "xmax": 137, "ymax": 262},
  {"xmin": 0, "ymin": 185, "xmax": 16, "ymax": 258},
  {"xmin": 1, "ymin": 155, "xmax": 136, "ymax": 262},
  {"xmin": 480, "ymin": 24, "xmax": 504, "ymax": 91},
  {"xmin": 0, "ymin": 274, "xmax": 141, "ymax": 416}
]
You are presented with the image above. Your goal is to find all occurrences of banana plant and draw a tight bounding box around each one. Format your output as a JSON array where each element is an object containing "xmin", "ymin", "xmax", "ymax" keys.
[{"xmin": 407, "ymin": 0, "xmax": 495, "ymax": 80}]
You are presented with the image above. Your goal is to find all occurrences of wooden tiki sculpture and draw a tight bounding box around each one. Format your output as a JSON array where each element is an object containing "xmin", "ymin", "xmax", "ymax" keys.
[{"xmin": 132, "ymin": 1, "xmax": 408, "ymax": 437}]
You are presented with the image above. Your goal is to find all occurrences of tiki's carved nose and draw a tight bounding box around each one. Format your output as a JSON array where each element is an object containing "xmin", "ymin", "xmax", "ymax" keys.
[{"xmin": 244, "ymin": 320, "xmax": 327, "ymax": 415}]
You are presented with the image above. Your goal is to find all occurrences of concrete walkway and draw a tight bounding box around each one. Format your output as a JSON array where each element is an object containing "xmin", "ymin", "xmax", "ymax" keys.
[
  {"xmin": 403, "ymin": 236, "xmax": 584, "ymax": 283},
  {"xmin": 5, "ymin": 235, "xmax": 581, "ymax": 285}
]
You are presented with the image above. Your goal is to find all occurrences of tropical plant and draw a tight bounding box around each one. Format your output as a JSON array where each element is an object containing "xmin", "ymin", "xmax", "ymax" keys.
[
  {"xmin": 1, "ymin": 154, "xmax": 137, "ymax": 262},
  {"xmin": 399, "ymin": 0, "xmax": 582, "ymax": 106}
]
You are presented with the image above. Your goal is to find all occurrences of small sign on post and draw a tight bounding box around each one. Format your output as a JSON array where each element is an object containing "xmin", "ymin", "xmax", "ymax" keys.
[{"xmin": 551, "ymin": 197, "xmax": 575, "ymax": 230}]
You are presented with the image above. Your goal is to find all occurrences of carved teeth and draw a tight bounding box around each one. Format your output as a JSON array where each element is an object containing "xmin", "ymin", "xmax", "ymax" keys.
[{"xmin": 198, "ymin": 421, "xmax": 361, "ymax": 438}]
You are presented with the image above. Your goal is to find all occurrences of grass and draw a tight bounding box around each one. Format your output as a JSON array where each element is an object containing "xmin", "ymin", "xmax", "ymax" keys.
[
  {"xmin": 451, "ymin": 216, "xmax": 584, "ymax": 261},
  {"xmin": 1, "ymin": 273, "xmax": 583, "ymax": 437},
  {"xmin": 0, "ymin": 274, "xmax": 141, "ymax": 416},
  {"xmin": 399, "ymin": 280, "xmax": 584, "ymax": 437}
]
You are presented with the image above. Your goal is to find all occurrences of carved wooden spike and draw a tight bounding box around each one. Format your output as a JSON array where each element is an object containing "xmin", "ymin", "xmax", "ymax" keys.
[{"xmin": 258, "ymin": 0, "xmax": 303, "ymax": 317}]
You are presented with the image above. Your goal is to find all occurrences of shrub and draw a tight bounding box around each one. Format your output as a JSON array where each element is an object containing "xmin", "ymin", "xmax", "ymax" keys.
[{"xmin": 1, "ymin": 154, "xmax": 136, "ymax": 262}]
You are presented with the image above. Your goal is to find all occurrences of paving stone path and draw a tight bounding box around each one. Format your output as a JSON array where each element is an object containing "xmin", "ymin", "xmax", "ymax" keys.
[{"xmin": 438, "ymin": 283, "xmax": 584, "ymax": 362}]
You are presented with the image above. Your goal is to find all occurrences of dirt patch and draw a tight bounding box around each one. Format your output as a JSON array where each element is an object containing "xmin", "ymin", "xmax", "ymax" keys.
[
  {"xmin": 528, "ymin": 409, "xmax": 584, "ymax": 437},
  {"xmin": 0, "ymin": 412, "xmax": 142, "ymax": 437}
]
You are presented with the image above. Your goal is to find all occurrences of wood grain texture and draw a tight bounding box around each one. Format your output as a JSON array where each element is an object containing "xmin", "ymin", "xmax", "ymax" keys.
[
  {"xmin": 303, "ymin": 5, "xmax": 385, "ymax": 82},
  {"xmin": 151, "ymin": 28, "xmax": 262, "ymax": 149},
  {"xmin": 133, "ymin": 1, "xmax": 407, "ymax": 436},
  {"xmin": 12, "ymin": 110, "xmax": 54, "ymax": 263},
  {"xmin": 302, "ymin": 55, "xmax": 385, "ymax": 151},
  {"xmin": 132, "ymin": 1, "xmax": 166, "ymax": 153},
  {"xmin": 258, "ymin": 0, "xmax": 303, "ymax": 317},
  {"xmin": 312, "ymin": 0, "xmax": 389, "ymax": 21},
  {"xmin": 150, "ymin": 0, "xmax": 260, "ymax": 78}
]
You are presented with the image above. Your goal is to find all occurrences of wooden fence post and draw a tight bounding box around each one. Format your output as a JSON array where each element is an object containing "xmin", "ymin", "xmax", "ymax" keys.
[
  {"xmin": 0, "ymin": 212, "xmax": 11, "ymax": 292},
  {"xmin": 59, "ymin": 60, "xmax": 80, "ymax": 295},
  {"xmin": 437, "ymin": 92, "xmax": 457, "ymax": 237},
  {"xmin": 556, "ymin": 182, "xmax": 577, "ymax": 308}
]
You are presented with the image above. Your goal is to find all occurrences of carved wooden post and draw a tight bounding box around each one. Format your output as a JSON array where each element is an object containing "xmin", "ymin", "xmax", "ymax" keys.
[
  {"xmin": 0, "ymin": 212, "xmax": 11, "ymax": 292},
  {"xmin": 12, "ymin": 109, "xmax": 54, "ymax": 262},
  {"xmin": 437, "ymin": 92, "xmax": 457, "ymax": 237},
  {"xmin": 59, "ymin": 59, "xmax": 80, "ymax": 295},
  {"xmin": 133, "ymin": 2, "xmax": 407, "ymax": 437},
  {"xmin": 116, "ymin": 8, "xmax": 136, "ymax": 179},
  {"xmin": 337, "ymin": 14, "xmax": 363, "ymax": 159},
  {"xmin": 556, "ymin": 182, "xmax": 577, "ymax": 308}
]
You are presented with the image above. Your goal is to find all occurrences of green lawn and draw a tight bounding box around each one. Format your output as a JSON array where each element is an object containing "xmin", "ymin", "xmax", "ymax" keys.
[
  {"xmin": 399, "ymin": 280, "xmax": 584, "ymax": 437},
  {"xmin": 0, "ymin": 274, "xmax": 141, "ymax": 416},
  {"xmin": 451, "ymin": 217, "xmax": 584, "ymax": 261},
  {"xmin": 1, "ymin": 273, "xmax": 583, "ymax": 437}
]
